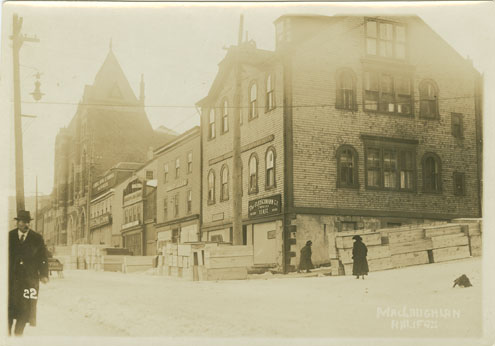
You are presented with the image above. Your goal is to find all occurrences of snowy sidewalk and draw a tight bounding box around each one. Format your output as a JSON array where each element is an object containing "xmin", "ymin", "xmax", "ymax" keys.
[{"xmin": 21, "ymin": 257, "xmax": 481, "ymax": 338}]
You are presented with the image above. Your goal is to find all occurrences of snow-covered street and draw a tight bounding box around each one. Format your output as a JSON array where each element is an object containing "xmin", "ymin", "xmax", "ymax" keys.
[{"xmin": 21, "ymin": 258, "xmax": 481, "ymax": 338}]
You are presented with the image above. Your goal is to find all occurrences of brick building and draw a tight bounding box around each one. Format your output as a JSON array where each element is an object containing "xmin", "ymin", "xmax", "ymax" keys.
[
  {"xmin": 198, "ymin": 15, "xmax": 482, "ymax": 272},
  {"xmin": 44, "ymin": 44, "xmax": 176, "ymax": 246},
  {"xmin": 89, "ymin": 162, "xmax": 141, "ymax": 247},
  {"xmin": 119, "ymin": 160, "xmax": 159, "ymax": 256},
  {"xmin": 154, "ymin": 127, "xmax": 202, "ymax": 250}
]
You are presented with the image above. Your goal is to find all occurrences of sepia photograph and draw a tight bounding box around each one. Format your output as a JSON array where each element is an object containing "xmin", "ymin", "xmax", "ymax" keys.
[{"xmin": 0, "ymin": 1, "xmax": 494, "ymax": 345}]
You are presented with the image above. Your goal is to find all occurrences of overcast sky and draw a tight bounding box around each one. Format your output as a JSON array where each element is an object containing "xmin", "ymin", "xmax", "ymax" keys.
[{"xmin": 1, "ymin": 1, "xmax": 494, "ymax": 198}]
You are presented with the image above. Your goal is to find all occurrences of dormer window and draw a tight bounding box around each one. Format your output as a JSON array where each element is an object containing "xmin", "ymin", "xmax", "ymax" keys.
[{"xmin": 366, "ymin": 19, "xmax": 406, "ymax": 60}]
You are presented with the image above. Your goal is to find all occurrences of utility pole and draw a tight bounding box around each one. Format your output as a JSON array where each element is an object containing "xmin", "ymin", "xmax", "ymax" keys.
[
  {"xmin": 11, "ymin": 14, "xmax": 39, "ymax": 213},
  {"xmin": 35, "ymin": 175, "xmax": 38, "ymax": 231},
  {"xmin": 232, "ymin": 15, "xmax": 244, "ymax": 245}
]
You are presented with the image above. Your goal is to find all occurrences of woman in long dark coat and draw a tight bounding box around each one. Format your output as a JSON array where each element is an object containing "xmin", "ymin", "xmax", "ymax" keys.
[
  {"xmin": 352, "ymin": 235, "xmax": 369, "ymax": 279},
  {"xmin": 299, "ymin": 240, "xmax": 314, "ymax": 273}
]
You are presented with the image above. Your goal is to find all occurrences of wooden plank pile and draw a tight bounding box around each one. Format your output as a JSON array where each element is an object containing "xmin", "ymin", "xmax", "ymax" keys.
[
  {"xmin": 123, "ymin": 256, "xmax": 154, "ymax": 273},
  {"xmin": 158, "ymin": 242, "xmax": 253, "ymax": 281},
  {"xmin": 334, "ymin": 220, "xmax": 480, "ymax": 276},
  {"xmin": 452, "ymin": 218, "xmax": 482, "ymax": 257}
]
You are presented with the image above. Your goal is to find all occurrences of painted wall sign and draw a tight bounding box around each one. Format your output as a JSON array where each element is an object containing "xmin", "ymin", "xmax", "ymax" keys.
[
  {"xmin": 248, "ymin": 194, "xmax": 282, "ymax": 219},
  {"xmin": 90, "ymin": 213, "xmax": 112, "ymax": 229}
]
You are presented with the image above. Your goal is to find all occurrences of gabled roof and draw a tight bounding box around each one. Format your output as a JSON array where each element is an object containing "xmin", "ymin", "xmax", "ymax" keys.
[{"xmin": 196, "ymin": 44, "xmax": 276, "ymax": 107}]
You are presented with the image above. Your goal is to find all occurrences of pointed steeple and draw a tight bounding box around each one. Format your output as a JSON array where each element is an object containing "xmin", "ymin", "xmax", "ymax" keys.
[
  {"xmin": 89, "ymin": 41, "xmax": 139, "ymax": 104},
  {"xmin": 139, "ymin": 74, "xmax": 145, "ymax": 104}
]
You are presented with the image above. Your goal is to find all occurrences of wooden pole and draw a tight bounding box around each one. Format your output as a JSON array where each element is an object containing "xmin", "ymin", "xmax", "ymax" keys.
[
  {"xmin": 11, "ymin": 14, "xmax": 40, "ymax": 213},
  {"xmin": 232, "ymin": 15, "xmax": 244, "ymax": 245}
]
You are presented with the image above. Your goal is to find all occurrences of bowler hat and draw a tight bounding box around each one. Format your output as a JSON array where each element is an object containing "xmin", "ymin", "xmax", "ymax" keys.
[
  {"xmin": 352, "ymin": 235, "xmax": 362, "ymax": 241},
  {"xmin": 306, "ymin": 240, "xmax": 313, "ymax": 246},
  {"xmin": 15, "ymin": 210, "xmax": 32, "ymax": 222}
]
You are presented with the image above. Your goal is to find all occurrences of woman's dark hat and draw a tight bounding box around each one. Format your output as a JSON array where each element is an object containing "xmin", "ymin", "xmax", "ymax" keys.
[
  {"xmin": 15, "ymin": 210, "xmax": 33, "ymax": 222},
  {"xmin": 306, "ymin": 240, "xmax": 313, "ymax": 246},
  {"xmin": 352, "ymin": 235, "xmax": 362, "ymax": 241}
]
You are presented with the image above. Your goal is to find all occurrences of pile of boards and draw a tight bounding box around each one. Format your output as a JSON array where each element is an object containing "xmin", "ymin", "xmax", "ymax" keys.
[
  {"xmin": 157, "ymin": 242, "xmax": 253, "ymax": 281},
  {"xmin": 52, "ymin": 245, "xmax": 133, "ymax": 272},
  {"xmin": 334, "ymin": 219, "xmax": 482, "ymax": 276}
]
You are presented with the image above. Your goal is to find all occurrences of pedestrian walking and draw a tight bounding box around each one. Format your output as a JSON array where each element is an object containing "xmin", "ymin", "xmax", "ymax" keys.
[
  {"xmin": 352, "ymin": 235, "xmax": 369, "ymax": 280},
  {"xmin": 298, "ymin": 240, "xmax": 314, "ymax": 273},
  {"xmin": 8, "ymin": 210, "xmax": 49, "ymax": 336}
]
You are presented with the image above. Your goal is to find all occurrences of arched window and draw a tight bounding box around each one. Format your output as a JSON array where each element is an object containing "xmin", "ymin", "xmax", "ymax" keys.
[
  {"xmin": 336, "ymin": 69, "xmax": 357, "ymax": 111},
  {"xmin": 208, "ymin": 109, "xmax": 216, "ymax": 139},
  {"xmin": 208, "ymin": 170, "xmax": 215, "ymax": 204},
  {"xmin": 266, "ymin": 148, "xmax": 276, "ymax": 188},
  {"xmin": 266, "ymin": 74, "xmax": 275, "ymax": 111},
  {"xmin": 337, "ymin": 145, "xmax": 358, "ymax": 188},
  {"xmin": 220, "ymin": 165, "xmax": 229, "ymax": 201},
  {"xmin": 422, "ymin": 153, "xmax": 442, "ymax": 193},
  {"xmin": 249, "ymin": 83, "xmax": 258, "ymax": 120},
  {"xmin": 222, "ymin": 99, "xmax": 229, "ymax": 133},
  {"xmin": 419, "ymin": 80, "xmax": 439, "ymax": 119},
  {"xmin": 81, "ymin": 150, "xmax": 87, "ymax": 194},
  {"xmin": 249, "ymin": 154, "xmax": 258, "ymax": 194}
]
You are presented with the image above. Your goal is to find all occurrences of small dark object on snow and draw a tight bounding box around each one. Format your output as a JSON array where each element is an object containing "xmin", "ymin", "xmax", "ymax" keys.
[{"xmin": 453, "ymin": 274, "xmax": 472, "ymax": 288}]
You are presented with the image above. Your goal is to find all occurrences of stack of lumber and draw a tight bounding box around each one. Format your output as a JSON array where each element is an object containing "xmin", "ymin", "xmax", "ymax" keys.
[
  {"xmin": 123, "ymin": 256, "xmax": 154, "ymax": 273},
  {"xmin": 335, "ymin": 232, "xmax": 391, "ymax": 275},
  {"xmin": 203, "ymin": 245, "xmax": 253, "ymax": 280},
  {"xmin": 387, "ymin": 228, "xmax": 430, "ymax": 268},
  {"xmin": 101, "ymin": 255, "xmax": 125, "ymax": 272},
  {"xmin": 452, "ymin": 219, "xmax": 482, "ymax": 257},
  {"xmin": 333, "ymin": 221, "xmax": 477, "ymax": 276},
  {"xmin": 159, "ymin": 243, "xmax": 253, "ymax": 281}
]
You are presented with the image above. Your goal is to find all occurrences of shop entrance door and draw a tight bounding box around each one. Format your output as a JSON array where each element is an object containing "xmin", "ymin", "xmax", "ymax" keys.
[{"xmin": 253, "ymin": 222, "xmax": 277, "ymax": 265}]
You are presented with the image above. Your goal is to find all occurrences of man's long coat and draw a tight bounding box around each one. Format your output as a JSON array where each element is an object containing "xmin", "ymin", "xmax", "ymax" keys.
[{"xmin": 8, "ymin": 229, "xmax": 49, "ymax": 326}]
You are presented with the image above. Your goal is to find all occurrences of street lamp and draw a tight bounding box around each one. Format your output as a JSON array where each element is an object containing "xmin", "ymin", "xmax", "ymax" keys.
[{"xmin": 30, "ymin": 72, "xmax": 44, "ymax": 101}]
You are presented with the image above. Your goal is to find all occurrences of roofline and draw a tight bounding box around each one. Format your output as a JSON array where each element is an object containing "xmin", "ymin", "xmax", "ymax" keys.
[{"xmin": 154, "ymin": 126, "xmax": 200, "ymax": 156}]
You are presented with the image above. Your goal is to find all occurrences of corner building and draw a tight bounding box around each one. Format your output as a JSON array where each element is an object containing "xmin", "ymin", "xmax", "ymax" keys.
[{"xmin": 199, "ymin": 15, "xmax": 482, "ymax": 272}]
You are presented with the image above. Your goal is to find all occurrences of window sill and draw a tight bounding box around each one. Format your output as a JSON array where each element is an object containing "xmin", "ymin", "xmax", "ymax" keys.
[
  {"xmin": 248, "ymin": 115, "xmax": 259, "ymax": 122},
  {"xmin": 335, "ymin": 106, "xmax": 358, "ymax": 112},
  {"xmin": 265, "ymin": 184, "xmax": 277, "ymax": 191},
  {"xmin": 248, "ymin": 188, "xmax": 259, "ymax": 195},
  {"xmin": 207, "ymin": 200, "xmax": 216, "ymax": 206},
  {"xmin": 419, "ymin": 115, "xmax": 440, "ymax": 121},
  {"xmin": 337, "ymin": 184, "xmax": 359, "ymax": 189},
  {"xmin": 365, "ymin": 186, "xmax": 417, "ymax": 193},
  {"xmin": 220, "ymin": 197, "xmax": 230, "ymax": 203},
  {"xmin": 422, "ymin": 190, "xmax": 443, "ymax": 195},
  {"xmin": 364, "ymin": 109, "xmax": 415, "ymax": 118},
  {"xmin": 265, "ymin": 106, "xmax": 276, "ymax": 114}
]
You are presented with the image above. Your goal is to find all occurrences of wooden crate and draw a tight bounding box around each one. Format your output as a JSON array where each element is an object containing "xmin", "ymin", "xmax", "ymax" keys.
[
  {"xmin": 206, "ymin": 267, "xmax": 248, "ymax": 281},
  {"xmin": 432, "ymin": 245, "xmax": 471, "ymax": 263},
  {"xmin": 424, "ymin": 224, "xmax": 463, "ymax": 238},
  {"xmin": 338, "ymin": 245, "xmax": 391, "ymax": 264},
  {"xmin": 389, "ymin": 239, "xmax": 433, "ymax": 255},
  {"xmin": 388, "ymin": 229, "xmax": 425, "ymax": 244},
  {"xmin": 431, "ymin": 234, "xmax": 469, "ymax": 249},
  {"xmin": 335, "ymin": 233, "xmax": 382, "ymax": 249},
  {"xmin": 391, "ymin": 251, "xmax": 429, "ymax": 268}
]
